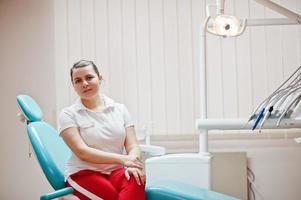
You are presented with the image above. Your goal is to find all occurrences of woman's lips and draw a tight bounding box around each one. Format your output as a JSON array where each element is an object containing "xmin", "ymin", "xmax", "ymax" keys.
[{"xmin": 83, "ymin": 88, "xmax": 92, "ymax": 93}]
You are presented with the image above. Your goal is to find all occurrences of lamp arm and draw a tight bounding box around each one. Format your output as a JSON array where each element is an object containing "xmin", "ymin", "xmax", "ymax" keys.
[
  {"xmin": 216, "ymin": 0, "xmax": 225, "ymax": 15},
  {"xmin": 253, "ymin": 0, "xmax": 301, "ymax": 21}
]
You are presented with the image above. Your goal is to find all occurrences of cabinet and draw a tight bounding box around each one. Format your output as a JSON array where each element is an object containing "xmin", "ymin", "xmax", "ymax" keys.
[{"xmin": 211, "ymin": 152, "xmax": 248, "ymax": 200}]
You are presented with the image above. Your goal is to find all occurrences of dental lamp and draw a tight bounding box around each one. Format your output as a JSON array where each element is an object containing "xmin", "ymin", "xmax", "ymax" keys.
[
  {"xmin": 205, "ymin": 3, "xmax": 246, "ymax": 37},
  {"xmin": 209, "ymin": 15, "xmax": 246, "ymax": 37},
  {"xmin": 205, "ymin": 0, "xmax": 301, "ymax": 37}
]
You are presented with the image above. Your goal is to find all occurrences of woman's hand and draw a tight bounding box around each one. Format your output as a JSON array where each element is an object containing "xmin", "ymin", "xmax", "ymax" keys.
[
  {"xmin": 122, "ymin": 155, "xmax": 143, "ymax": 169},
  {"xmin": 124, "ymin": 167, "xmax": 146, "ymax": 185}
]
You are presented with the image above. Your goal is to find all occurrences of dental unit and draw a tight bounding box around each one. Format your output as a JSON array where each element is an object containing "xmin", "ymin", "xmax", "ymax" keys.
[
  {"xmin": 145, "ymin": 2, "xmax": 301, "ymax": 196},
  {"xmin": 197, "ymin": 0, "xmax": 301, "ymax": 158}
]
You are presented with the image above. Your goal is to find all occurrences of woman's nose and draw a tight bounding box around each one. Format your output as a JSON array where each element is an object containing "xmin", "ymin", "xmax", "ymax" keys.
[{"xmin": 82, "ymin": 80, "xmax": 89, "ymax": 87}]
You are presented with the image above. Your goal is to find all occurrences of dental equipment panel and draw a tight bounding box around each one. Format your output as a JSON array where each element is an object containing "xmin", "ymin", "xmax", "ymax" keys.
[
  {"xmin": 197, "ymin": 66, "xmax": 301, "ymax": 134},
  {"xmin": 249, "ymin": 66, "xmax": 301, "ymax": 130}
]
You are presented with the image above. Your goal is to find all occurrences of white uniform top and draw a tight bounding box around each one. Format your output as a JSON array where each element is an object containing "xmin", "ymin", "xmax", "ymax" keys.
[{"xmin": 58, "ymin": 94, "xmax": 134, "ymax": 178}]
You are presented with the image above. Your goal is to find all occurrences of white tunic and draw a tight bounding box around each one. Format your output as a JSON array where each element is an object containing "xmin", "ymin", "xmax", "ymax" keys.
[{"xmin": 58, "ymin": 94, "xmax": 133, "ymax": 178}]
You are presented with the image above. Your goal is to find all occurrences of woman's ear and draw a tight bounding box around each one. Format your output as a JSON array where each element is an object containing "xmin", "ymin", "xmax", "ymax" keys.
[{"xmin": 99, "ymin": 75, "xmax": 103, "ymax": 85}]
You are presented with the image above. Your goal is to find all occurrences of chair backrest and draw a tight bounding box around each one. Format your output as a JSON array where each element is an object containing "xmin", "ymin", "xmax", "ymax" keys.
[{"xmin": 17, "ymin": 95, "xmax": 71, "ymax": 190}]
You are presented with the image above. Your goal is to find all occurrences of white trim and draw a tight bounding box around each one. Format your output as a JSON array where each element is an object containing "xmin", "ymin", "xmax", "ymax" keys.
[{"xmin": 67, "ymin": 177, "xmax": 104, "ymax": 200}]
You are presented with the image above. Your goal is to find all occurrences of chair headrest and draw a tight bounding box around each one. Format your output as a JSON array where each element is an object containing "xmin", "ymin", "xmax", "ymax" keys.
[{"xmin": 16, "ymin": 95, "xmax": 43, "ymax": 122}]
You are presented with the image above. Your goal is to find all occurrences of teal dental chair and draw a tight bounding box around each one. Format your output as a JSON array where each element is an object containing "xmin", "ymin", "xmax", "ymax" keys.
[{"xmin": 17, "ymin": 94, "xmax": 239, "ymax": 200}]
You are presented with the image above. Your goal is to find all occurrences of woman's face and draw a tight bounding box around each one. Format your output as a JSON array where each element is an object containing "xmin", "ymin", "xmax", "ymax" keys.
[{"xmin": 72, "ymin": 65, "xmax": 101, "ymax": 99}]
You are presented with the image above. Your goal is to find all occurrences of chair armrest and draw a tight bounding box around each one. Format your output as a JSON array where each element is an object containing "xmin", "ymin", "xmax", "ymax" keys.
[
  {"xmin": 40, "ymin": 187, "xmax": 74, "ymax": 200},
  {"xmin": 140, "ymin": 144, "xmax": 166, "ymax": 156}
]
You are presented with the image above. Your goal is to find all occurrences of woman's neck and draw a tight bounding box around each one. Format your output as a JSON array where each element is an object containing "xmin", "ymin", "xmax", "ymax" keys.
[{"xmin": 81, "ymin": 95, "xmax": 103, "ymax": 110}]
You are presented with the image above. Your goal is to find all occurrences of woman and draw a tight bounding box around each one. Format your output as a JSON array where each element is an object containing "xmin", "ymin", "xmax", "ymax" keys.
[{"xmin": 58, "ymin": 60, "xmax": 146, "ymax": 200}]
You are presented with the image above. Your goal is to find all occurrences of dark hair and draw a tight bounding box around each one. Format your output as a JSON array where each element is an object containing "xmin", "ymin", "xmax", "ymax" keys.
[{"xmin": 70, "ymin": 60, "xmax": 100, "ymax": 82}]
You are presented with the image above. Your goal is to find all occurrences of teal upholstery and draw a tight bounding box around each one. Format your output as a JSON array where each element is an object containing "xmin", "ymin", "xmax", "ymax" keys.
[
  {"xmin": 146, "ymin": 180, "xmax": 239, "ymax": 200},
  {"xmin": 27, "ymin": 121, "xmax": 71, "ymax": 190},
  {"xmin": 17, "ymin": 95, "xmax": 43, "ymax": 122},
  {"xmin": 17, "ymin": 95, "xmax": 74, "ymax": 200},
  {"xmin": 17, "ymin": 94, "xmax": 239, "ymax": 200}
]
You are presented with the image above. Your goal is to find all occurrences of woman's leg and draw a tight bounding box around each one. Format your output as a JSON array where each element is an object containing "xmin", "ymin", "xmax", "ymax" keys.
[
  {"xmin": 66, "ymin": 169, "xmax": 119, "ymax": 200},
  {"xmin": 109, "ymin": 168, "xmax": 145, "ymax": 200}
]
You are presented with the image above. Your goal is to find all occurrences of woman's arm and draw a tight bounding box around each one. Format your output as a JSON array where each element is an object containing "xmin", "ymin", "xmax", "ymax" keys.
[
  {"xmin": 124, "ymin": 126, "xmax": 142, "ymax": 160},
  {"xmin": 124, "ymin": 126, "xmax": 146, "ymax": 185},
  {"xmin": 61, "ymin": 127, "xmax": 142, "ymax": 168}
]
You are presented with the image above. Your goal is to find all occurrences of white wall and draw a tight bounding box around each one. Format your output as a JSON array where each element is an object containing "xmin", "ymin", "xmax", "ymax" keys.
[
  {"xmin": 55, "ymin": 0, "xmax": 301, "ymax": 136},
  {"xmin": 54, "ymin": 0, "xmax": 205, "ymax": 135},
  {"xmin": 1, "ymin": 0, "xmax": 301, "ymax": 200},
  {"xmin": 0, "ymin": 0, "xmax": 55, "ymax": 199}
]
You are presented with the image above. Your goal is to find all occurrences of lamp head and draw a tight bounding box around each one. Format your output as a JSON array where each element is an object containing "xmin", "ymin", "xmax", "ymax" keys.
[
  {"xmin": 214, "ymin": 15, "xmax": 241, "ymax": 36},
  {"xmin": 205, "ymin": 14, "xmax": 247, "ymax": 37}
]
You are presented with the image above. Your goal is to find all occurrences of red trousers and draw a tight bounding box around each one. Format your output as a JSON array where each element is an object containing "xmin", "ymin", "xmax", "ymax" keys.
[{"xmin": 66, "ymin": 168, "xmax": 145, "ymax": 200}]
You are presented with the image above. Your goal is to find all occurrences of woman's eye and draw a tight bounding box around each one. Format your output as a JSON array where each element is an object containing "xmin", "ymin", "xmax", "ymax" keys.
[
  {"xmin": 74, "ymin": 79, "xmax": 81, "ymax": 84},
  {"xmin": 87, "ymin": 76, "xmax": 93, "ymax": 80}
]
